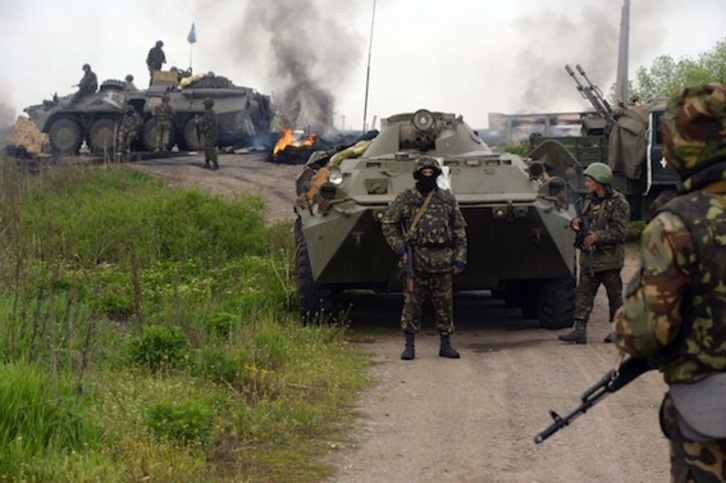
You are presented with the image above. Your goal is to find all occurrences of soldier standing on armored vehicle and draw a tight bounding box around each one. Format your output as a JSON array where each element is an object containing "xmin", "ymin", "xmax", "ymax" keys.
[
  {"xmin": 614, "ymin": 82, "xmax": 726, "ymax": 482},
  {"xmin": 117, "ymin": 105, "xmax": 143, "ymax": 157},
  {"xmin": 559, "ymin": 162, "xmax": 631, "ymax": 344},
  {"xmin": 71, "ymin": 64, "xmax": 97, "ymax": 103},
  {"xmin": 146, "ymin": 40, "xmax": 166, "ymax": 86},
  {"xmin": 198, "ymin": 98, "xmax": 218, "ymax": 170},
  {"xmin": 154, "ymin": 95, "xmax": 173, "ymax": 152},
  {"xmin": 382, "ymin": 155, "xmax": 467, "ymax": 360}
]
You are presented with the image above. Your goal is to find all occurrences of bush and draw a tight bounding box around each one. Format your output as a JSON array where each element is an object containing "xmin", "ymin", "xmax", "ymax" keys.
[
  {"xmin": 146, "ymin": 399, "xmax": 214, "ymax": 445},
  {"xmin": 127, "ymin": 325, "xmax": 191, "ymax": 371}
]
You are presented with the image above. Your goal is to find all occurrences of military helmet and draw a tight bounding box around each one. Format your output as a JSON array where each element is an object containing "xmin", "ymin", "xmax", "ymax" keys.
[
  {"xmin": 583, "ymin": 162, "xmax": 613, "ymax": 185},
  {"xmin": 156, "ymin": 40, "xmax": 164, "ymax": 47},
  {"xmin": 83, "ymin": 63, "xmax": 90, "ymax": 70},
  {"xmin": 661, "ymin": 82, "xmax": 726, "ymax": 180},
  {"xmin": 162, "ymin": 94, "xmax": 170, "ymax": 102},
  {"xmin": 126, "ymin": 105, "xmax": 136, "ymax": 113},
  {"xmin": 413, "ymin": 155, "xmax": 441, "ymax": 176},
  {"xmin": 203, "ymin": 98, "xmax": 214, "ymax": 108}
]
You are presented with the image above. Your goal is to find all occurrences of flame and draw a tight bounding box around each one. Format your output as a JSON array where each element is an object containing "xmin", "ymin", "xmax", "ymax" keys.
[{"xmin": 272, "ymin": 128, "xmax": 317, "ymax": 155}]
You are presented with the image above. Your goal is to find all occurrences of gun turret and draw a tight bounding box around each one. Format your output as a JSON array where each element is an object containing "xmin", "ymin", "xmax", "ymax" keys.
[{"xmin": 565, "ymin": 65, "xmax": 616, "ymax": 124}]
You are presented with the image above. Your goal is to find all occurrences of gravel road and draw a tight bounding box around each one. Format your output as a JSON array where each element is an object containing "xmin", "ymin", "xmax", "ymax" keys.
[{"xmin": 135, "ymin": 151, "xmax": 671, "ymax": 483}]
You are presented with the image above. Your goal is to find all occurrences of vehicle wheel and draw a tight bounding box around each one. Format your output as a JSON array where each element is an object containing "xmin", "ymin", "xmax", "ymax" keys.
[
  {"xmin": 294, "ymin": 218, "xmax": 336, "ymax": 324},
  {"xmin": 142, "ymin": 119, "xmax": 176, "ymax": 151},
  {"xmin": 537, "ymin": 276, "xmax": 576, "ymax": 330},
  {"xmin": 89, "ymin": 118, "xmax": 118, "ymax": 153},
  {"xmin": 182, "ymin": 118, "xmax": 204, "ymax": 151},
  {"xmin": 48, "ymin": 118, "xmax": 82, "ymax": 154}
]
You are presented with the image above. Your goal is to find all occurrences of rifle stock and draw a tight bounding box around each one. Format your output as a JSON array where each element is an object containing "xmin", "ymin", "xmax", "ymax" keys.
[{"xmin": 534, "ymin": 357, "xmax": 653, "ymax": 444}]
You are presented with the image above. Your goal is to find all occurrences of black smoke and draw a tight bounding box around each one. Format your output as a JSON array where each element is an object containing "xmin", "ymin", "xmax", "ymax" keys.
[{"xmin": 229, "ymin": 0, "xmax": 365, "ymax": 131}]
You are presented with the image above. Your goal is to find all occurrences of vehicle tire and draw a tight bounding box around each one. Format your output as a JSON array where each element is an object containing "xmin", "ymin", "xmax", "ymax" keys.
[
  {"xmin": 294, "ymin": 218, "xmax": 337, "ymax": 324},
  {"xmin": 48, "ymin": 118, "xmax": 82, "ymax": 154},
  {"xmin": 182, "ymin": 118, "xmax": 204, "ymax": 151},
  {"xmin": 142, "ymin": 118, "xmax": 176, "ymax": 151},
  {"xmin": 537, "ymin": 276, "xmax": 576, "ymax": 330},
  {"xmin": 89, "ymin": 118, "xmax": 118, "ymax": 153}
]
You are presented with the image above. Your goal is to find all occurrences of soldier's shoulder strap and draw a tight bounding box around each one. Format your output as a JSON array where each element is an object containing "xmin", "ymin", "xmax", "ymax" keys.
[{"xmin": 410, "ymin": 190, "xmax": 435, "ymax": 232}]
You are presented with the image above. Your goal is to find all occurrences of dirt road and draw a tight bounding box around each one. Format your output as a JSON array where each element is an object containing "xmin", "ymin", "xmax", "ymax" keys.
[{"xmin": 135, "ymin": 152, "xmax": 670, "ymax": 483}]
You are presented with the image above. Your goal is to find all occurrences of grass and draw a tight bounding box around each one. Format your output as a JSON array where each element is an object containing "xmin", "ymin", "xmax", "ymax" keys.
[{"xmin": 0, "ymin": 158, "xmax": 372, "ymax": 482}]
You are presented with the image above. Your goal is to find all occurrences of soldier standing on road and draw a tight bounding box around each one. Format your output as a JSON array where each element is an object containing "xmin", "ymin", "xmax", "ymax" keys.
[
  {"xmin": 198, "ymin": 98, "xmax": 218, "ymax": 170},
  {"xmin": 71, "ymin": 63, "xmax": 97, "ymax": 103},
  {"xmin": 614, "ymin": 83, "xmax": 726, "ymax": 482},
  {"xmin": 559, "ymin": 162, "xmax": 631, "ymax": 344},
  {"xmin": 382, "ymin": 155, "xmax": 468, "ymax": 360},
  {"xmin": 117, "ymin": 105, "xmax": 143, "ymax": 156},
  {"xmin": 146, "ymin": 40, "xmax": 166, "ymax": 86},
  {"xmin": 154, "ymin": 94, "xmax": 174, "ymax": 152}
]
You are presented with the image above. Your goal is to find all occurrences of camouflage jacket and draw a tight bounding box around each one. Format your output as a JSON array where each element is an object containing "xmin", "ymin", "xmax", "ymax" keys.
[
  {"xmin": 121, "ymin": 111, "xmax": 143, "ymax": 134},
  {"xmin": 154, "ymin": 103, "xmax": 174, "ymax": 124},
  {"xmin": 615, "ymin": 162, "xmax": 726, "ymax": 384},
  {"xmin": 381, "ymin": 187, "xmax": 467, "ymax": 273},
  {"xmin": 146, "ymin": 47, "xmax": 166, "ymax": 70},
  {"xmin": 578, "ymin": 189, "xmax": 630, "ymax": 272},
  {"xmin": 199, "ymin": 110, "xmax": 218, "ymax": 140},
  {"xmin": 78, "ymin": 71, "xmax": 97, "ymax": 94}
]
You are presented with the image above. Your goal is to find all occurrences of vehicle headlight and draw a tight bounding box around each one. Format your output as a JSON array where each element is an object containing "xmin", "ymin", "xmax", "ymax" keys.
[{"xmin": 328, "ymin": 168, "xmax": 344, "ymax": 186}]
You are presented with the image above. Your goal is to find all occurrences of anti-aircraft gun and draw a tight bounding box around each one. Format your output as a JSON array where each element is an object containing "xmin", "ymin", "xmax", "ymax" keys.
[{"xmin": 528, "ymin": 64, "xmax": 681, "ymax": 220}]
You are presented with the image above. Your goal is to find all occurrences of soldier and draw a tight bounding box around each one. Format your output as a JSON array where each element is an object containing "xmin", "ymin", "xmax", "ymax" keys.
[
  {"xmin": 71, "ymin": 63, "xmax": 97, "ymax": 103},
  {"xmin": 153, "ymin": 94, "xmax": 174, "ymax": 152},
  {"xmin": 198, "ymin": 98, "xmax": 218, "ymax": 170},
  {"xmin": 117, "ymin": 105, "xmax": 143, "ymax": 156},
  {"xmin": 559, "ymin": 162, "xmax": 631, "ymax": 344},
  {"xmin": 614, "ymin": 83, "xmax": 726, "ymax": 481},
  {"xmin": 146, "ymin": 40, "xmax": 166, "ymax": 86},
  {"xmin": 381, "ymin": 155, "xmax": 467, "ymax": 360},
  {"xmin": 124, "ymin": 74, "xmax": 138, "ymax": 91}
]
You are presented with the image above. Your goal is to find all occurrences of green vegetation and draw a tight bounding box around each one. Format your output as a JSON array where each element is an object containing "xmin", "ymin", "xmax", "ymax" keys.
[
  {"xmin": 0, "ymin": 159, "xmax": 370, "ymax": 482},
  {"xmin": 633, "ymin": 37, "xmax": 726, "ymax": 101}
]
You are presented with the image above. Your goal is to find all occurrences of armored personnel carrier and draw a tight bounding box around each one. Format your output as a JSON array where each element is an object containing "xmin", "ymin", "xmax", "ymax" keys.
[
  {"xmin": 294, "ymin": 109, "xmax": 577, "ymax": 328},
  {"xmin": 23, "ymin": 74, "xmax": 272, "ymax": 154}
]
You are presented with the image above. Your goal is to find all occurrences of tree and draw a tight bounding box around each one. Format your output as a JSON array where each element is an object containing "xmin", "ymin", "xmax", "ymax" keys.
[{"xmin": 632, "ymin": 38, "xmax": 726, "ymax": 102}]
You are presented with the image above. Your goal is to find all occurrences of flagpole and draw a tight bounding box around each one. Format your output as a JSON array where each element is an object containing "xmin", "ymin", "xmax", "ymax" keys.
[
  {"xmin": 362, "ymin": 0, "xmax": 376, "ymax": 133},
  {"xmin": 189, "ymin": 44, "xmax": 193, "ymax": 71}
]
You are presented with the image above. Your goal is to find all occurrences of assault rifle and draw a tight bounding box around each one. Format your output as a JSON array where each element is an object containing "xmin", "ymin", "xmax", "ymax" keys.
[
  {"xmin": 572, "ymin": 196, "xmax": 590, "ymax": 251},
  {"xmin": 534, "ymin": 357, "xmax": 653, "ymax": 444},
  {"xmin": 399, "ymin": 221, "xmax": 415, "ymax": 293}
]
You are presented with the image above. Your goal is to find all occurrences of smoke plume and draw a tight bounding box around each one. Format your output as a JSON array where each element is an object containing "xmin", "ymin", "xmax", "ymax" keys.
[{"xmin": 230, "ymin": 0, "xmax": 365, "ymax": 131}]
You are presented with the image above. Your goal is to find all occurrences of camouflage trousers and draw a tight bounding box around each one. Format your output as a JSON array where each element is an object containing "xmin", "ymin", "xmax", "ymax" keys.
[
  {"xmin": 400, "ymin": 271, "xmax": 454, "ymax": 335},
  {"xmin": 204, "ymin": 134, "xmax": 218, "ymax": 165},
  {"xmin": 155, "ymin": 121, "xmax": 172, "ymax": 151},
  {"xmin": 661, "ymin": 394, "xmax": 726, "ymax": 482},
  {"xmin": 574, "ymin": 268, "xmax": 623, "ymax": 322}
]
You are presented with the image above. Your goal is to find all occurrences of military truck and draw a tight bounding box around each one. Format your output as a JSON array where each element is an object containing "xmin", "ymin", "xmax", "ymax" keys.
[
  {"xmin": 294, "ymin": 109, "xmax": 577, "ymax": 329},
  {"xmin": 23, "ymin": 72, "xmax": 273, "ymax": 154},
  {"xmin": 527, "ymin": 65, "xmax": 681, "ymax": 220}
]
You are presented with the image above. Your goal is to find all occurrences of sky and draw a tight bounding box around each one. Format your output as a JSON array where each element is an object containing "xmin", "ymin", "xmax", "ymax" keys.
[{"xmin": 1, "ymin": 0, "xmax": 724, "ymax": 131}]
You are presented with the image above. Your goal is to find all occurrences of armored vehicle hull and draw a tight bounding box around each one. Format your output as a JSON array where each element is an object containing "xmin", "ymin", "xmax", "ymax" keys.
[
  {"xmin": 295, "ymin": 109, "xmax": 577, "ymax": 329},
  {"xmin": 24, "ymin": 77, "xmax": 272, "ymax": 154}
]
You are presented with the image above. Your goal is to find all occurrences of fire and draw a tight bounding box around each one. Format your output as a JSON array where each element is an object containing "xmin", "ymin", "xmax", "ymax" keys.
[{"xmin": 272, "ymin": 128, "xmax": 317, "ymax": 155}]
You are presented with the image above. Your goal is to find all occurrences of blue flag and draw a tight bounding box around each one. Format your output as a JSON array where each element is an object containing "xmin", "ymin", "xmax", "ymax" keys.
[{"xmin": 187, "ymin": 22, "xmax": 196, "ymax": 44}]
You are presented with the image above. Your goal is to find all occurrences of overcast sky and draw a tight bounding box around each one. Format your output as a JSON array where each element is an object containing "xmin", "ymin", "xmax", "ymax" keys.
[{"xmin": 1, "ymin": 0, "xmax": 724, "ymax": 130}]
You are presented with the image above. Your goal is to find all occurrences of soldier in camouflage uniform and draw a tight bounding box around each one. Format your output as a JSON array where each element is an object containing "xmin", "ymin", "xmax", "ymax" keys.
[
  {"xmin": 382, "ymin": 155, "xmax": 468, "ymax": 360},
  {"xmin": 198, "ymin": 98, "xmax": 219, "ymax": 170},
  {"xmin": 117, "ymin": 104, "xmax": 143, "ymax": 156},
  {"xmin": 154, "ymin": 94, "xmax": 174, "ymax": 152},
  {"xmin": 614, "ymin": 83, "xmax": 726, "ymax": 482},
  {"xmin": 559, "ymin": 162, "xmax": 631, "ymax": 344},
  {"xmin": 146, "ymin": 40, "xmax": 166, "ymax": 86},
  {"xmin": 71, "ymin": 63, "xmax": 97, "ymax": 103}
]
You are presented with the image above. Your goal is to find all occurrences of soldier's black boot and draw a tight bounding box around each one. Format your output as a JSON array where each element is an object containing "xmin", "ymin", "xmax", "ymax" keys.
[
  {"xmin": 558, "ymin": 319, "xmax": 587, "ymax": 344},
  {"xmin": 439, "ymin": 333, "xmax": 460, "ymax": 359},
  {"xmin": 212, "ymin": 161, "xmax": 219, "ymax": 170},
  {"xmin": 401, "ymin": 332, "xmax": 415, "ymax": 360},
  {"xmin": 203, "ymin": 162, "xmax": 211, "ymax": 169}
]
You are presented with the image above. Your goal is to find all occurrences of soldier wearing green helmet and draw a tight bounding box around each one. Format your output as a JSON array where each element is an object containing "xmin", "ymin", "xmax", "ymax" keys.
[
  {"xmin": 614, "ymin": 82, "xmax": 726, "ymax": 481},
  {"xmin": 381, "ymin": 155, "xmax": 467, "ymax": 360},
  {"xmin": 558, "ymin": 161, "xmax": 631, "ymax": 344}
]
